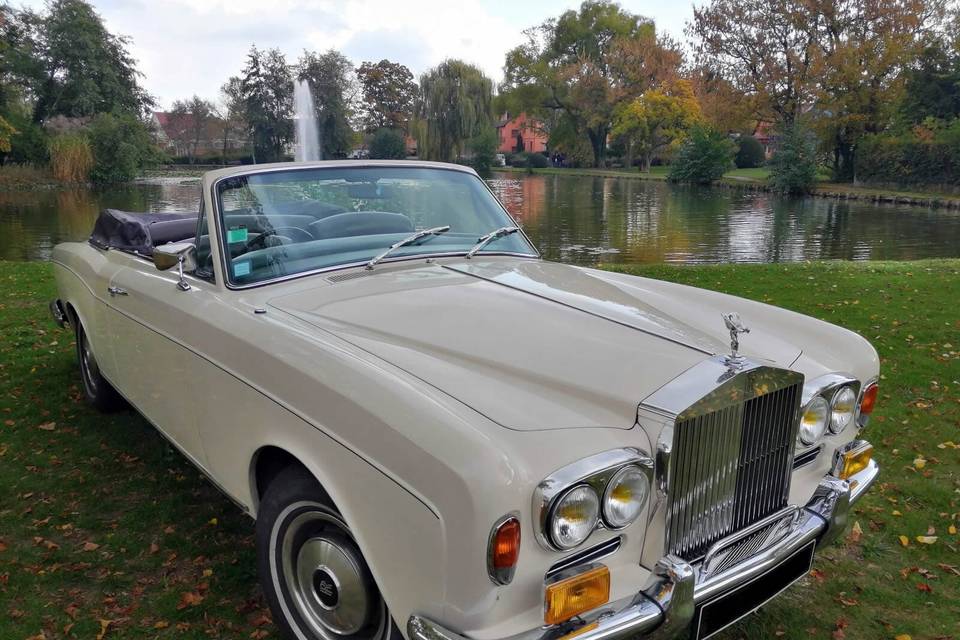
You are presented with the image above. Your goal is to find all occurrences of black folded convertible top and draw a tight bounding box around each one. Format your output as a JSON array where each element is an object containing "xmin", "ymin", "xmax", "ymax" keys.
[{"xmin": 89, "ymin": 209, "xmax": 198, "ymax": 255}]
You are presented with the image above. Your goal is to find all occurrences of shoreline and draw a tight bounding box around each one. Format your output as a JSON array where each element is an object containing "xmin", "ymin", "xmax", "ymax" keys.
[{"xmin": 494, "ymin": 166, "xmax": 960, "ymax": 210}]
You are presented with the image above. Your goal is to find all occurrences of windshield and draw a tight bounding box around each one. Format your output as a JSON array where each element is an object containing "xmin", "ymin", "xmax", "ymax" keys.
[{"xmin": 214, "ymin": 166, "xmax": 536, "ymax": 286}]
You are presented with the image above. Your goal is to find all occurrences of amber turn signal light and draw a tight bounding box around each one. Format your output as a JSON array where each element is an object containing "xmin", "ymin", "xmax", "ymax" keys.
[
  {"xmin": 837, "ymin": 442, "xmax": 873, "ymax": 480},
  {"xmin": 859, "ymin": 383, "xmax": 879, "ymax": 418},
  {"xmin": 544, "ymin": 565, "xmax": 610, "ymax": 625},
  {"xmin": 488, "ymin": 517, "xmax": 521, "ymax": 585}
]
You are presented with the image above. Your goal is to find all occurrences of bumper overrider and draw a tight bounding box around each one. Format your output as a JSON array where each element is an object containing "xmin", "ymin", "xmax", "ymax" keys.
[{"xmin": 408, "ymin": 452, "xmax": 878, "ymax": 640}]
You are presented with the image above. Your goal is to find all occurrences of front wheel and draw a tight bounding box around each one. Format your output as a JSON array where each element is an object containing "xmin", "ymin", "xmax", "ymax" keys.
[{"xmin": 256, "ymin": 466, "xmax": 402, "ymax": 640}]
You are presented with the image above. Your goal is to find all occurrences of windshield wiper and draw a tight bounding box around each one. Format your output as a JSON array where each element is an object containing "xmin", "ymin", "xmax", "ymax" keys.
[
  {"xmin": 366, "ymin": 225, "xmax": 451, "ymax": 269},
  {"xmin": 465, "ymin": 226, "xmax": 520, "ymax": 258}
]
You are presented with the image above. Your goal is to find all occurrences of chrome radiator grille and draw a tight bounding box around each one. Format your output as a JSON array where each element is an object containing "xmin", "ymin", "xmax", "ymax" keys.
[{"xmin": 665, "ymin": 382, "xmax": 802, "ymax": 560}]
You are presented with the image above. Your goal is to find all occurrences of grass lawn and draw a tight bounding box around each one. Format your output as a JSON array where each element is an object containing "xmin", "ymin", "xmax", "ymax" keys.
[{"xmin": 1, "ymin": 260, "xmax": 958, "ymax": 639}]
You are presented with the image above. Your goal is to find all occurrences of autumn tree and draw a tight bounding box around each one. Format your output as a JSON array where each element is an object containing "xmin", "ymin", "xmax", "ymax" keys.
[
  {"xmin": 169, "ymin": 95, "xmax": 215, "ymax": 162},
  {"xmin": 612, "ymin": 80, "xmax": 701, "ymax": 171},
  {"xmin": 356, "ymin": 59, "xmax": 417, "ymax": 132},
  {"xmin": 240, "ymin": 45, "xmax": 292, "ymax": 162},
  {"xmin": 689, "ymin": 0, "xmax": 821, "ymax": 126},
  {"xmin": 413, "ymin": 59, "xmax": 493, "ymax": 163},
  {"xmin": 813, "ymin": 0, "xmax": 947, "ymax": 179},
  {"xmin": 297, "ymin": 50, "xmax": 357, "ymax": 159},
  {"xmin": 503, "ymin": 0, "xmax": 681, "ymax": 167}
]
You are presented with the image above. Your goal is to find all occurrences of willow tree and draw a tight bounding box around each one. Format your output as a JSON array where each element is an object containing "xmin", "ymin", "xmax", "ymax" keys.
[{"xmin": 413, "ymin": 60, "xmax": 493, "ymax": 163}]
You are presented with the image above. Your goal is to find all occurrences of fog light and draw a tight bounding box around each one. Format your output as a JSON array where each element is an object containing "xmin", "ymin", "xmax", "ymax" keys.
[
  {"xmin": 544, "ymin": 565, "xmax": 610, "ymax": 625},
  {"xmin": 834, "ymin": 441, "xmax": 873, "ymax": 480}
]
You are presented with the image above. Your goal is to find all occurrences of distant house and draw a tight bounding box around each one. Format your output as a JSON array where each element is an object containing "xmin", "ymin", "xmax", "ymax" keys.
[
  {"xmin": 150, "ymin": 111, "xmax": 246, "ymax": 159},
  {"xmin": 496, "ymin": 113, "xmax": 548, "ymax": 154},
  {"xmin": 753, "ymin": 121, "xmax": 775, "ymax": 158}
]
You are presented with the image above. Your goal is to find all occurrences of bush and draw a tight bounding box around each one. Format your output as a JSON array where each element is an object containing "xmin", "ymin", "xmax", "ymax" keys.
[
  {"xmin": 855, "ymin": 126, "xmax": 960, "ymax": 186},
  {"xmin": 735, "ymin": 135, "xmax": 765, "ymax": 169},
  {"xmin": 467, "ymin": 130, "xmax": 499, "ymax": 173},
  {"xmin": 3, "ymin": 112, "xmax": 49, "ymax": 165},
  {"xmin": 87, "ymin": 112, "xmax": 159, "ymax": 183},
  {"xmin": 526, "ymin": 152, "xmax": 549, "ymax": 169},
  {"xmin": 768, "ymin": 123, "xmax": 818, "ymax": 194},
  {"xmin": 668, "ymin": 126, "xmax": 735, "ymax": 184},
  {"xmin": 368, "ymin": 128, "xmax": 407, "ymax": 160},
  {"xmin": 48, "ymin": 133, "xmax": 93, "ymax": 182}
]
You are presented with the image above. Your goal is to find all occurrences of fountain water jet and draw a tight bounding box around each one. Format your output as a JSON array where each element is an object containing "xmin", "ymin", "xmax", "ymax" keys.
[{"xmin": 294, "ymin": 79, "xmax": 321, "ymax": 162}]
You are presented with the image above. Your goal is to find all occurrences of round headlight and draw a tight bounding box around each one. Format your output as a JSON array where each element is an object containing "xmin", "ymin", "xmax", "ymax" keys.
[
  {"xmin": 602, "ymin": 465, "xmax": 649, "ymax": 529},
  {"xmin": 799, "ymin": 395, "xmax": 829, "ymax": 445},
  {"xmin": 549, "ymin": 485, "xmax": 599, "ymax": 550},
  {"xmin": 829, "ymin": 386, "xmax": 857, "ymax": 434}
]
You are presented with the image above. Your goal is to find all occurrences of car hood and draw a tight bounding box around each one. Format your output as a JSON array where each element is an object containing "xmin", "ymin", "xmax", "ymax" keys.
[{"xmin": 267, "ymin": 259, "xmax": 802, "ymax": 431}]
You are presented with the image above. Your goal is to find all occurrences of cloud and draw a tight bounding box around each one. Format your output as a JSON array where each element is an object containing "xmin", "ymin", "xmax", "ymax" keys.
[{"xmin": 16, "ymin": 0, "xmax": 694, "ymax": 109}]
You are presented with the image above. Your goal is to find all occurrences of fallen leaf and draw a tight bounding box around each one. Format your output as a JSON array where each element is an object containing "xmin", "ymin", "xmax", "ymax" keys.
[
  {"xmin": 898, "ymin": 535, "xmax": 910, "ymax": 547},
  {"xmin": 149, "ymin": 542, "xmax": 159, "ymax": 554},
  {"xmin": 916, "ymin": 582, "xmax": 933, "ymax": 592},
  {"xmin": 848, "ymin": 521, "xmax": 863, "ymax": 543},
  {"xmin": 177, "ymin": 591, "xmax": 204, "ymax": 609},
  {"xmin": 207, "ymin": 517, "xmax": 218, "ymax": 526},
  {"xmin": 37, "ymin": 422, "xmax": 56, "ymax": 431},
  {"xmin": 892, "ymin": 510, "xmax": 902, "ymax": 517},
  {"xmin": 916, "ymin": 535, "xmax": 938, "ymax": 545},
  {"xmin": 95, "ymin": 619, "xmax": 113, "ymax": 640},
  {"xmin": 82, "ymin": 541, "xmax": 100, "ymax": 552},
  {"xmin": 949, "ymin": 524, "xmax": 957, "ymax": 535},
  {"xmin": 912, "ymin": 456, "xmax": 926, "ymax": 469},
  {"xmin": 0, "ymin": 540, "xmax": 6, "ymax": 552},
  {"xmin": 153, "ymin": 621, "xmax": 169, "ymax": 630},
  {"xmin": 895, "ymin": 635, "xmax": 912, "ymax": 640}
]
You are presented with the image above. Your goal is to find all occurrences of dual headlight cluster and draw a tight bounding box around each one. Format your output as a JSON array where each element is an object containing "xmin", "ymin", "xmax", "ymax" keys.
[
  {"xmin": 799, "ymin": 384, "xmax": 858, "ymax": 445},
  {"xmin": 547, "ymin": 464, "xmax": 650, "ymax": 550}
]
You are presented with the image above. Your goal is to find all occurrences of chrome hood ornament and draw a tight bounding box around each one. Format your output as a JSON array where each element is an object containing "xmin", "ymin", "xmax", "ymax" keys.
[{"xmin": 721, "ymin": 312, "xmax": 750, "ymax": 368}]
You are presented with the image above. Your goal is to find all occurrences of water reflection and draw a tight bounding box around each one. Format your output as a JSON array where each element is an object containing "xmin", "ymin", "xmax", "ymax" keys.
[
  {"xmin": 488, "ymin": 173, "xmax": 960, "ymax": 265},
  {"xmin": 1, "ymin": 172, "xmax": 958, "ymax": 264},
  {"xmin": 0, "ymin": 178, "xmax": 200, "ymax": 260}
]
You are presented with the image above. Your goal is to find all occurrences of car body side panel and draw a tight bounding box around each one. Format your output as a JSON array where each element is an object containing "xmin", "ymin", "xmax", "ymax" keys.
[
  {"xmin": 103, "ymin": 254, "xmax": 210, "ymax": 459},
  {"xmin": 51, "ymin": 243, "xmax": 123, "ymax": 380}
]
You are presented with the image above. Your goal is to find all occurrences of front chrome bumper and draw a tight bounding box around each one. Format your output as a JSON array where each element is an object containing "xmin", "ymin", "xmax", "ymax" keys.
[{"xmin": 408, "ymin": 457, "xmax": 879, "ymax": 640}]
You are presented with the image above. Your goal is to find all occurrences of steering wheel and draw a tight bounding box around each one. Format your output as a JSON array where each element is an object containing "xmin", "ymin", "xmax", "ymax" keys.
[{"xmin": 242, "ymin": 229, "xmax": 289, "ymax": 253}]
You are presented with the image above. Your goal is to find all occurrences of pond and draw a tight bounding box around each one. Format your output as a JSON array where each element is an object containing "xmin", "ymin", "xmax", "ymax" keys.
[{"xmin": 2, "ymin": 171, "xmax": 959, "ymax": 264}]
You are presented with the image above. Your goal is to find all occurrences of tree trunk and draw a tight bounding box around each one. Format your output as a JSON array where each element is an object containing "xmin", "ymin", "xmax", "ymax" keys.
[
  {"xmin": 587, "ymin": 127, "xmax": 607, "ymax": 168},
  {"xmin": 641, "ymin": 152, "xmax": 652, "ymax": 173}
]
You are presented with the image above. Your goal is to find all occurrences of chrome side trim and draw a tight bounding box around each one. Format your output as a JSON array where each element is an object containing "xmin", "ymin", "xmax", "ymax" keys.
[
  {"xmin": 533, "ymin": 448, "xmax": 654, "ymax": 551},
  {"xmin": 546, "ymin": 536, "xmax": 623, "ymax": 579}
]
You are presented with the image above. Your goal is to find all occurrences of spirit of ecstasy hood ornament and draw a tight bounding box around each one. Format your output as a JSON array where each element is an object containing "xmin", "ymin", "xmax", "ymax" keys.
[{"xmin": 721, "ymin": 312, "xmax": 750, "ymax": 368}]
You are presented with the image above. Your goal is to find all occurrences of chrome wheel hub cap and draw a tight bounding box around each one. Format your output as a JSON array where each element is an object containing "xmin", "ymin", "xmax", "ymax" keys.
[{"xmin": 281, "ymin": 509, "xmax": 379, "ymax": 639}]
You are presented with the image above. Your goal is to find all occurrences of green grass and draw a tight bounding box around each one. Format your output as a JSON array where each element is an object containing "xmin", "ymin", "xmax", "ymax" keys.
[{"xmin": 1, "ymin": 260, "xmax": 958, "ymax": 639}]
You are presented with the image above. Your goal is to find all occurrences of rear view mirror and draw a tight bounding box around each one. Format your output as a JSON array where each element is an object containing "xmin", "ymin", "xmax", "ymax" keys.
[{"xmin": 153, "ymin": 242, "xmax": 198, "ymax": 291}]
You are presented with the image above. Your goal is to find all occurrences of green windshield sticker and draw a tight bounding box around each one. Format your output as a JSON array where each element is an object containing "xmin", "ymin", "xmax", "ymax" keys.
[
  {"xmin": 227, "ymin": 226, "xmax": 248, "ymax": 243},
  {"xmin": 234, "ymin": 261, "xmax": 251, "ymax": 277}
]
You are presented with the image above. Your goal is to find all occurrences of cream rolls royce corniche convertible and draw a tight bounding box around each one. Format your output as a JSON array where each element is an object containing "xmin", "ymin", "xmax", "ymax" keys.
[{"xmin": 50, "ymin": 161, "xmax": 880, "ymax": 640}]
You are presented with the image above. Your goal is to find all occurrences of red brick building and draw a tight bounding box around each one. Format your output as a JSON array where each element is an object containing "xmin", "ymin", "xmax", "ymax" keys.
[{"xmin": 496, "ymin": 113, "xmax": 548, "ymax": 154}]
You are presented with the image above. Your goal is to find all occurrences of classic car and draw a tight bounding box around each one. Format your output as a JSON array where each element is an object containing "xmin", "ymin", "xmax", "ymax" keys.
[{"xmin": 50, "ymin": 161, "xmax": 880, "ymax": 640}]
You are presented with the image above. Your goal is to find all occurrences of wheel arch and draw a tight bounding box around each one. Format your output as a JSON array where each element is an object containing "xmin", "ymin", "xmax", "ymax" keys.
[{"xmin": 250, "ymin": 444, "xmax": 332, "ymax": 514}]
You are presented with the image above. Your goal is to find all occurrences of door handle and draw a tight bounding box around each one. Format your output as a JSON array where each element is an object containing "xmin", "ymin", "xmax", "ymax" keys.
[{"xmin": 107, "ymin": 286, "xmax": 128, "ymax": 297}]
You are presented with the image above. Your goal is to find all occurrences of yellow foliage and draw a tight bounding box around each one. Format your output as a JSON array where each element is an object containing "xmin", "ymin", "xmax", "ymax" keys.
[
  {"xmin": 0, "ymin": 115, "xmax": 17, "ymax": 154},
  {"xmin": 612, "ymin": 79, "xmax": 702, "ymax": 168}
]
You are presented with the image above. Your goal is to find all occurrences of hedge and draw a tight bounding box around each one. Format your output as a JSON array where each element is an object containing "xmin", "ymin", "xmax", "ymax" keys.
[{"xmin": 855, "ymin": 134, "xmax": 960, "ymax": 186}]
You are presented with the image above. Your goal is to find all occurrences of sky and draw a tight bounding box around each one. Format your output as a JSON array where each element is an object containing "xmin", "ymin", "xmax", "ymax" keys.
[{"xmin": 16, "ymin": 0, "xmax": 696, "ymax": 110}]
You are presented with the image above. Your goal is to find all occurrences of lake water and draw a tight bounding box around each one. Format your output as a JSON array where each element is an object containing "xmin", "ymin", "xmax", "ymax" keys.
[{"xmin": 3, "ymin": 171, "xmax": 959, "ymax": 264}]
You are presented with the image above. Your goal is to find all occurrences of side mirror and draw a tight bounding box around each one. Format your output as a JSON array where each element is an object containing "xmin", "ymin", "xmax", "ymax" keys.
[{"xmin": 153, "ymin": 242, "xmax": 198, "ymax": 291}]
